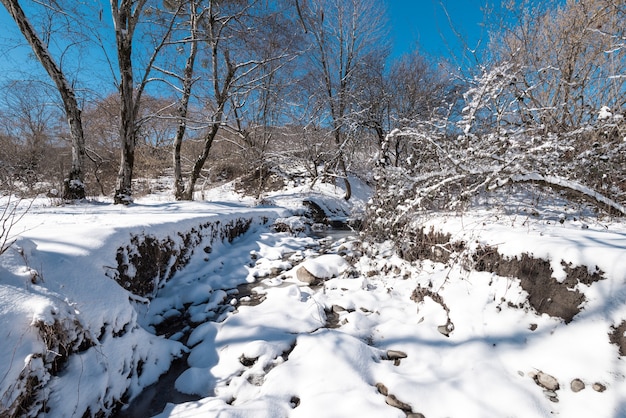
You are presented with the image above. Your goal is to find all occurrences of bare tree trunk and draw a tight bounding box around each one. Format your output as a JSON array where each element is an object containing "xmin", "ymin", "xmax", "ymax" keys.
[
  {"xmin": 180, "ymin": 59, "xmax": 234, "ymax": 200},
  {"xmin": 1, "ymin": 0, "xmax": 86, "ymax": 200},
  {"xmin": 333, "ymin": 130, "xmax": 352, "ymax": 200},
  {"xmin": 182, "ymin": 123, "xmax": 220, "ymax": 201},
  {"xmin": 114, "ymin": 35, "xmax": 137, "ymax": 205},
  {"xmin": 179, "ymin": 1, "xmax": 235, "ymax": 201},
  {"xmin": 110, "ymin": 0, "xmax": 147, "ymax": 204},
  {"xmin": 110, "ymin": 0, "xmax": 179, "ymax": 204},
  {"xmin": 173, "ymin": 0, "xmax": 200, "ymax": 201}
]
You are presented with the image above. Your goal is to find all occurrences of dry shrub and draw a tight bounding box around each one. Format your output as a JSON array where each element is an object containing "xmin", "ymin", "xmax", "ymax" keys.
[
  {"xmin": 0, "ymin": 316, "xmax": 94, "ymax": 418},
  {"xmin": 0, "ymin": 355, "xmax": 46, "ymax": 418}
]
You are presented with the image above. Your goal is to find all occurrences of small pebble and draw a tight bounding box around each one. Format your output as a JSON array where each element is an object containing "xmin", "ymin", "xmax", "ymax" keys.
[
  {"xmin": 592, "ymin": 382, "xmax": 606, "ymax": 392},
  {"xmin": 570, "ymin": 378, "xmax": 585, "ymax": 392}
]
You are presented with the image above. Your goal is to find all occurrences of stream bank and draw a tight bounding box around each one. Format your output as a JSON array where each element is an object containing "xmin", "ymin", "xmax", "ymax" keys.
[{"xmin": 117, "ymin": 215, "xmax": 360, "ymax": 417}]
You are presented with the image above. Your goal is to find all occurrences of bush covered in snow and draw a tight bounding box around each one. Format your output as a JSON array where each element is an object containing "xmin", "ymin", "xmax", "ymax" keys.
[{"xmin": 365, "ymin": 62, "xmax": 625, "ymax": 247}]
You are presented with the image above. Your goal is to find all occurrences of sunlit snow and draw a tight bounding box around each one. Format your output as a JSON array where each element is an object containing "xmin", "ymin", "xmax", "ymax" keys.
[{"xmin": 1, "ymin": 178, "xmax": 625, "ymax": 418}]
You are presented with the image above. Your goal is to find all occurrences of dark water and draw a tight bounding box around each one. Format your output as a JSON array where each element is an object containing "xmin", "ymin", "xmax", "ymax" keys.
[
  {"xmin": 311, "ymin": 223, "xmax": 359, "ymax": 241},
  {"xmin": 115, "ymin": 357, "xmax": 200, "ymax": 417}
]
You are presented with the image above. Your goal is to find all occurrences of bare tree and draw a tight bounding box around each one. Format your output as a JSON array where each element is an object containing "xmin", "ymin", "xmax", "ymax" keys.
[
  {"xmin": 491, "ymin": 0, "xmax": 626, "ymax": 133},
  {"xmin": 0, "ymin": 193, "xmax": 32, "ymax": 255},
  {"xmin": 352, "ymin": 48, "xmax": 456, "ymax": 167},
  {"xmin": 0, "ymin": 0, "xmax": 86, "ymax": 199},
  {"xmin": 350, "ymin": 52, "xmax": 389, "ymax": 145},
  {"xmin": 166, "ymin": 0, "xmax": 239, "ymax": 201},
  {"xmin": 165, "ymin": 0, "xmax": 296, "ymax": 200},
  {"xmin": 388, "ymin": 51, "xmax": 454, "ymax": 128},
  {"xmin": 109, "ymin": 0, "xmax": 182, "ymax": 204},
  {"xmin": 366, "ymin": 0, "xmax": 626, "ymax": 244},
  {"xmin": 166, "ymin": 0, "xmax": 203, "ymax": 200},
  {"xmin": 364, "ymin": 0, "xmax": 626, "ymax": 248},
  {"xmin": 110, "ymin": 0, "xmax": 147, "ymax": 204},
  {"xmin": 0, "ymin": 81, "xmax": 68, "ymax": 192},
  {"xmin": 227, "ymin": 2, "xmax": 305, "ymax": 197},
  {"xmin": 299, "ymin": 0, "xmax": 390, "ymax": 199},
  {"xmin": 82, "ymin": 94, "xmax": 120, "ymax": 196}
]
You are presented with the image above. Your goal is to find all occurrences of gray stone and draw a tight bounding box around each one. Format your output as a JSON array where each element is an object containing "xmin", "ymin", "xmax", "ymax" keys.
[
  {"xmin": 375, "ymin": 382, "xmax": 388, "ymax": 396},
  {"xmin": 570, "ymin": 378, "xmax": 585, "ymax": 392},
  {"xmin": 543, "ymin": 389, "xmax": 558, "ymax": 401},
  {"xmin": 332, "ymin": 304, "xmax": 346, "ymax": 313},
  {"xmin": 385, "ymin": 394, "xmax": 412, "ymax": 412},
  {"xmin": 296, "ymin": 266, "xmax": 317, "ymax": 284},
  {"xmin": 385, "ymin": 349, "xmax": 407, "ymax": 366},
  {"xmin": 545, "ymin": 393, "xmax": 559, "ymax": 403},
  {"xmin": 270, "ymin": 267, "xmax": 284, "ymax": 276},
  {"xmin": 592, "ymin": 382, "xmax": 607, "ymax": 392},
  {"xmin": 534, "ymin": 371, "xmax": 560, "ymax": 391},
  {"xmin": 437, "ymin": 321, "xmax": 454, "ymax": 337},
  {"xmin": 386, "ymin": 350, "xmax": 408, "ymax": 360}
]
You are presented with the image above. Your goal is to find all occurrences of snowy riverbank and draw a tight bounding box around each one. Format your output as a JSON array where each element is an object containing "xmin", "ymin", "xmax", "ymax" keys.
[
  {"xmin": 1, "ymin": 178, "xmax": 626, "ymax": 417},
  {"xmin": 148, "ymin": 210, "xmax": 626, "ymax": 418}
]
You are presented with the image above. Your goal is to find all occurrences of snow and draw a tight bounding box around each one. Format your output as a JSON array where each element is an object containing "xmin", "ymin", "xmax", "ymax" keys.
[
  {"xmin": 300, "ymin": 254, "xmax": 350, "ymax": 279},
  {"xmin": 148, "ymin": 197, "xmax": 626, "ymax": 417},
  {"xmin": 598, "ymin": 105, "xmax": 613, "ymax": 120},
  {"xmin": 2, "ymin": 180, "xmax": 626, "ymax": 417},
  {"xmin": 0, "ymin": 196, "xmax": 289, "ymax": 416}
]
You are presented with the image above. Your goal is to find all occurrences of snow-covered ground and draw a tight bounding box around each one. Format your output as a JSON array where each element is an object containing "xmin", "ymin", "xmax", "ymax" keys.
[
  {"xmin": 1, "ymin": 179, "xmax": 625, "ymax": 417},
  {"xmin": 0, "ymin": 194, "xmax": 293, "ymax": 417}
]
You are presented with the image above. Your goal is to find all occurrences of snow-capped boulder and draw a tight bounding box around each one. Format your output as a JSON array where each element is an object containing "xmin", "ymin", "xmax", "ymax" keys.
[{"xmin": 295, "ymin": 254, "xmax": 350, "ymax": 284}]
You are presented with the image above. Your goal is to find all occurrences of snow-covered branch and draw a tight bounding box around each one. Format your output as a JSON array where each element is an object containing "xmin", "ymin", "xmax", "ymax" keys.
[{"xmin": 511, "ymin": 173, "xmax": 626, "ymax": 215}]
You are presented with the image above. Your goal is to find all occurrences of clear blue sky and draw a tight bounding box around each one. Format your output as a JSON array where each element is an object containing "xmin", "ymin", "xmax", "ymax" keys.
[
  {"xmin": 387, "ymin": 0, "xmax": 495, "ymax": 65},
  {"xmin": 0, "ymin": 0, "xmax": 496, "ymax": 86}
]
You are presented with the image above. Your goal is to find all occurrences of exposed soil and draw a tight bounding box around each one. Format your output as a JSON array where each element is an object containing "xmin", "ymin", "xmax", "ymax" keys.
[
  {"xmin": 562, "ymin": 262, "xmax": 605, "ymax": 286},
  {"xmin": 609, "ymin": 320, "xmax": 626, "ymax": 357},
  {"xmin": 473, "ymin": 245, "xmax": 605, "ymax": 323},
  {"xmin": 114, "ymin": 218, "xmax": 255, "ymax": 297},
  {"xmin": 397, "ymin": 229, "xmax": 606, "ymax": 324}
]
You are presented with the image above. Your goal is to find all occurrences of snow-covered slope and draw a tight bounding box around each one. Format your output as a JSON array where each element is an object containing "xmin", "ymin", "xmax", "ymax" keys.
[{"xmin": 0, "ymin": 198, "xmax": 287, "ymax": 417}]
